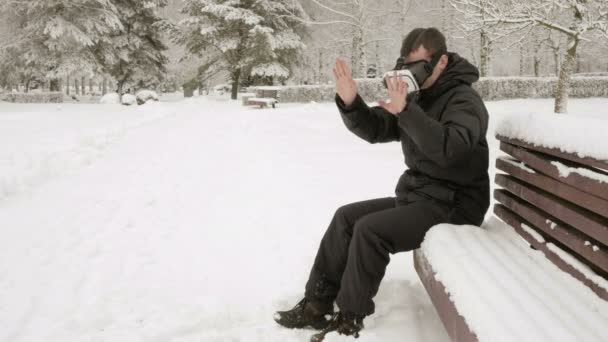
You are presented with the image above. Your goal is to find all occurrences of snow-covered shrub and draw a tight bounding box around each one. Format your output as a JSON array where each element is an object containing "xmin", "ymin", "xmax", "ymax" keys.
[
  {"xmin": 121, "ymin": 94, "xmax": 137, "ymax": 106},
  {"xmin": 273, "ymin": 77, "xmax": 608, "ymax": 103},
  {"xmin": 474, "ymin": 76, "xmax": 608, "ymax": 100},
  {"xmin": 1, "ymin": 92, "xmax": 64, "ymax": 103},
  {"xmin": 100, "ymin": 93, "xmax": 120, "ymax": 104},
  {"xmin": 136, "ymin": 90, "xmax": 159, "ymax": 105}
]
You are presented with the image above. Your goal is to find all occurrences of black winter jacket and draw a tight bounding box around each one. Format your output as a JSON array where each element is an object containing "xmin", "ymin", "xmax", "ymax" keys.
[{"xmin": 335, "ymin": 53, "xmax": 490, "ymax": 226}]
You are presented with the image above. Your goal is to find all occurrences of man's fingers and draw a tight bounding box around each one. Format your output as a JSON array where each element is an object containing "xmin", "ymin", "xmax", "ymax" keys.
[
  {"xmin": 337, "ymin": 58, "xmax": 352, "ymax": 79},
  {"xmin": 336, "ymin": 58, "xmax": 345, "ymax": 77},
  {"xmin": 343, "ymin": 61, "xmax": 352, "ymax": 78},
  {"xmin": 335, "ymin": 60, "xmax": 344, "ymax": 78}
]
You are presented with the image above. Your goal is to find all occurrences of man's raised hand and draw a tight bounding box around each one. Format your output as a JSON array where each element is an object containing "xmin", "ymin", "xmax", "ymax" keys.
[
  {"xmin": 333, "ymin": 58, "xmax": 357, "ymax": 106},
  {"xmin": 381, "ymin": 71, "xmax": 408, "ymax": 115}
]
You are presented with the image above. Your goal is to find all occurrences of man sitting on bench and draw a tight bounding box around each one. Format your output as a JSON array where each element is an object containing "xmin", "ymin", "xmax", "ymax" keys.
[{"xmin": 274, "ymin": 27, "xmax": 491, "ymax": 341}]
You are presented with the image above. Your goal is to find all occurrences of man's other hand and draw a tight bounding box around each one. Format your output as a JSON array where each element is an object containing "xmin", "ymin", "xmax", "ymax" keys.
[
  {"xmin": 381, "ymin": 71, "xmax": 408, "ymax": 115},
  {"xmin": 333, "ymin": 58, "xmax": 357, "ymax": 106}
]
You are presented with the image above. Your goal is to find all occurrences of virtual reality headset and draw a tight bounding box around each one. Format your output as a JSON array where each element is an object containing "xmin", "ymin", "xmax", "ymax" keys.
[{"xmin": 382, "ymin": 53, "xmax": 444, "ymax": 93}]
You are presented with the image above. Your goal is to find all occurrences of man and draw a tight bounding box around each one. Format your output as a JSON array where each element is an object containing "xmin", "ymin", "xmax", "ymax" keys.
[{"xmin": 274, "ymin": 28, "xmax": 490, "ymax": 341}]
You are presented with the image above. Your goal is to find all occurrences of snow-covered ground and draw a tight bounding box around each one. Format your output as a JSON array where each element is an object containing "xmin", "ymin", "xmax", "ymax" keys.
[{"xmin": 0, "ymin": 95, "xmax": 607, "ymax": 341}]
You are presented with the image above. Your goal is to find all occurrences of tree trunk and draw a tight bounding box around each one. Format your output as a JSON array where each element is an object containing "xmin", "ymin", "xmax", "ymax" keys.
[
  {"xmin": 553, "ymin": 51, "xmax": 560, "ymax": 76},
  {"xmin": 534, "ymin": 57, "xmax": 541, "ymax": 77},
  {"xmin": 102, "ymin": 79, "xmax": 107, "ymax": 95},
  {"xmin": 50, "ymin": 79, "xmax": 60, "ymax": 91},
  {"xmin": 25, "ymin": 80, "xmax": 30, "ymax": 93},
  {"xmin": 117, "ymin": 80, "xmax": 124, "ymax": 101},
  {"xmin": 554, "ymin": 38, "xmax": 578, "ymax": 114},
  {"xmin": 66, "ymin": 76, "xmax": 71, "ymax": 95},
  {"xmin": 479, "ymin": 30, "xmax": 491, "ymax": 77},
  {"xmin": 81, "ymin": 76, "xmax": 85, "ymax": 95},
  {"xmin": 89, "ymin": 78, "xmax": 93, "ymax": 93},
  {"xmin": 350, "ymin": 27, "xmax": 366, "ymax": 79},
  {"xmin": 75, "ymin": 79, "xmax": 80, "ymax": 95},
  {"xmin": 519, "ymin": 44, "xmax": 525, "ymax": 76},
  {"xmin": 375, "ymin": 41, "xmax": 382, "ymax": 78},
  {"xmin": 318, "ymin": 49, "xmax": 324, "ymax": 83},
  {"xmin": 230, "ymin": 68, "xmax": 240, "ymax": 100}
]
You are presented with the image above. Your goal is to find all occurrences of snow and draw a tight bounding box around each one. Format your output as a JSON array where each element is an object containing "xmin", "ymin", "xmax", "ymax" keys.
[
  {"xmin": 546, "ymin": 219, "xmax": 557, "ymax": 230},
  {"xmin": 495, "ymin": 110, "xmax": 608, "ymax": 162},
  {"xmin": 521, "ymin": 223, "xmax": 545, "ymax": 243},
  {"xmin": 121, "ymin": 94, "xmax": 137, "ymax": 106},
  {"xmin": 499, "ymin": 156, "xmax": 536, "ymax": 173},
  {"xmin": 247, "ymin": 97, "xmax": 278, "ymax": 104},
  {"xmin": 546, "ymin": 244, "xmax": 608, "ymax": 292},
  {"xmin": 251, "ymin": 63, "xmax": 290, "ymax": 78},
  {"xmin": 551, "ymin": 160, "xmax": 608, "ymax": 183},
  {"xmin": 1, "ymin": 96, "xmax": 607, "ymax": 341},
  {"xmin": 100, "ymin": 93, "xmax": 120, "ymax": 104},
  {"xmin": 136, "ymin": 90, "xmax": 160, "ymax": 105},
  {"xmin": 422, "ymin": 217, "xmax": 608, "ymax": 342},
  {"xmin": 0, "ymin": 102, "xmax": 174, "ymax": 203}
]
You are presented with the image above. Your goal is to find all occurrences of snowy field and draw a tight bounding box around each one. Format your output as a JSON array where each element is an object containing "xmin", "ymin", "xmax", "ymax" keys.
[{"xmin": 1, "ymin": 95, "xmax": 607, "ymax": 341}]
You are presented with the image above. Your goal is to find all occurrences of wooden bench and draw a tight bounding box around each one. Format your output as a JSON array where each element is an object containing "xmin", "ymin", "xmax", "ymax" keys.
[
  {"xmin": 246, "ymin": 87, "xmax": 280, "ymax": 108},
  {"xmin": 413, "ymin": 133, "xmax": 608, "ymax": 341}
]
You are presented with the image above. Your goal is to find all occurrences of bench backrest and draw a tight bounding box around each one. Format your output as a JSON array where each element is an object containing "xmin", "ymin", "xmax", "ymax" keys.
[
  {"xmin": 256, "ymin": 89, "xmax": 279, "ymax": 99},
  {"xmin": 494, "ymin": 134, "xmax": 608, "ymax": 301}
]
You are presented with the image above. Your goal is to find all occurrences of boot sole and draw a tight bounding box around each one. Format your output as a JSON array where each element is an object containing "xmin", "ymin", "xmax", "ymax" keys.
[{"xmin": 274, "ymin": 316, "xmax": 332, "ymax": 330}]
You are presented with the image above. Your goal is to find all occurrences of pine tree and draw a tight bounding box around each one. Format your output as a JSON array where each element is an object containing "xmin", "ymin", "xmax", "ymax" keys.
[
  {"xmin": 94, "ymin": 0, "xmax": 169, "ymax": 97},
  {"xmin": 0, "ymin": 0, "xmax": 122, "ymax": 91},
  {"xmin": 178, "ymin": 0, "xmax": 307, "ymax": 100}
]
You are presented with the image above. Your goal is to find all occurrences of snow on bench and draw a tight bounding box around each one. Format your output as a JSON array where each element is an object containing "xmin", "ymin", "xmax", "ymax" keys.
[
  {"xmin": 495, "ymin": 112, "xmax": 608, "ymax": 167},
  {"xmin": 415, "ymin": 217, "xmax": 608, "ymax": 342},
  {"xmin": 416, "ymin": 113, "xmax": 608, "ymax": 342}
]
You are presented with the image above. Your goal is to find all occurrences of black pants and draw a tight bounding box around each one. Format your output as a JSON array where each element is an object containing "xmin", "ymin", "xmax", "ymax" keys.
[{"xmin": 304, "ymin": 197, "xmax": 454, "ymax": 316}]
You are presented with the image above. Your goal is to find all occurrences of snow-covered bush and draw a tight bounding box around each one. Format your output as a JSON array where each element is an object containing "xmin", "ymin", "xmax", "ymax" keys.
[
  {"xmin": 475, "ymin": 77, "xmax": 608, "ymax": 101},
  {"xmin": 100, "ymin": 93, "xmax": 120, "ymax": 104},
  {"xmin": 136, "ymin": 90, "xmax": 159, "ymax": 105},
  {"xmin": 273, "ymin": 77, "xmax": 608, "ymax": 103},
  {"xmin": 121, "ymin": 94, "xmax": 137, "ymax": 106},
  {"xmin": 1, "ymin": 92, "xmax": 64, "ymax": 103}
]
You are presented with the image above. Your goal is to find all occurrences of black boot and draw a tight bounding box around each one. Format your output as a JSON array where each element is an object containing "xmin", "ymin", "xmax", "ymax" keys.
[
  {"xmin": 310, "ymin": 311, "xmax": 365, "ymax": 342},
  {"xmin": 274, "ymin": 298, "xmax": 334, "ymax": 330}
]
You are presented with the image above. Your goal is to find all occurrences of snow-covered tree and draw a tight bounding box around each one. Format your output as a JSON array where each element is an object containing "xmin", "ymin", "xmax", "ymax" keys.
[
  {"xmin": 451, "ymin": 0, "xmax": 608, "ymax": 113},
  {"xmin": 177, "ymin": 0, "xmax": 308, "ymax": 100},
  {"xmin": 94, "ymin": 0, "xmax": 169, "ymax": 96},
  {"xmin": 292, "ymin": 0, "xmax": 403, "ymax": 78},
  {"xmin": 448, "ymin": 0, "xmax": 502, "ymax": 77},
  {"xmin": 0, "ymin": 0, "xmax": 122, "ymax": 91}
]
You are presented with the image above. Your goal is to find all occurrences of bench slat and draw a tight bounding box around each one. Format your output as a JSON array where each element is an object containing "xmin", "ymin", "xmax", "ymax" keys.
[
  {"xmin": 500, "ymin": 141, "xmax": 608, "ymax": 202},
  {"xmin": 495, "ymin": 189, "xmax": 608, "ymax": 274},
  {"xmin": 496, "ymin": 135, "xmax": 608, "ymax": 172},
  {"xmin": 496, "ymin": 157, "xmax": 608, "ymax": 218},
  {"xmin": 494, "ymin": 204, "xmax": 608, "ymax": 301},
  {"xmin": 414, "ymin": 250, "xmax": 479, "ymax": 342},
  {"xmin": 495, "ymin": 174, "xmax": 608, "ymax": 246}
]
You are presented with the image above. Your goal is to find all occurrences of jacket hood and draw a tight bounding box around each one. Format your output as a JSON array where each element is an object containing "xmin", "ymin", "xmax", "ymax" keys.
[{"xmin": 420, "ymin": 52, "xmax": 479, "ymax": 100}]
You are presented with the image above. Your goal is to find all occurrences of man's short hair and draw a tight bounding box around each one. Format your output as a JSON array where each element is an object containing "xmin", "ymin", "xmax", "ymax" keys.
[{"xmin": 400, "ymin": 28, "xmax": 447, "ymax": 58}]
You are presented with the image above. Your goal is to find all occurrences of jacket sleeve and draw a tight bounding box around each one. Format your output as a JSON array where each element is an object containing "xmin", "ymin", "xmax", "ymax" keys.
[
  {"xmin": 335, "ymin": 93, "xmax": 400, "ymax": 144},
  {"xmin": 397, "ymin": 90, "xmax": 485, "ymax": 168}
]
